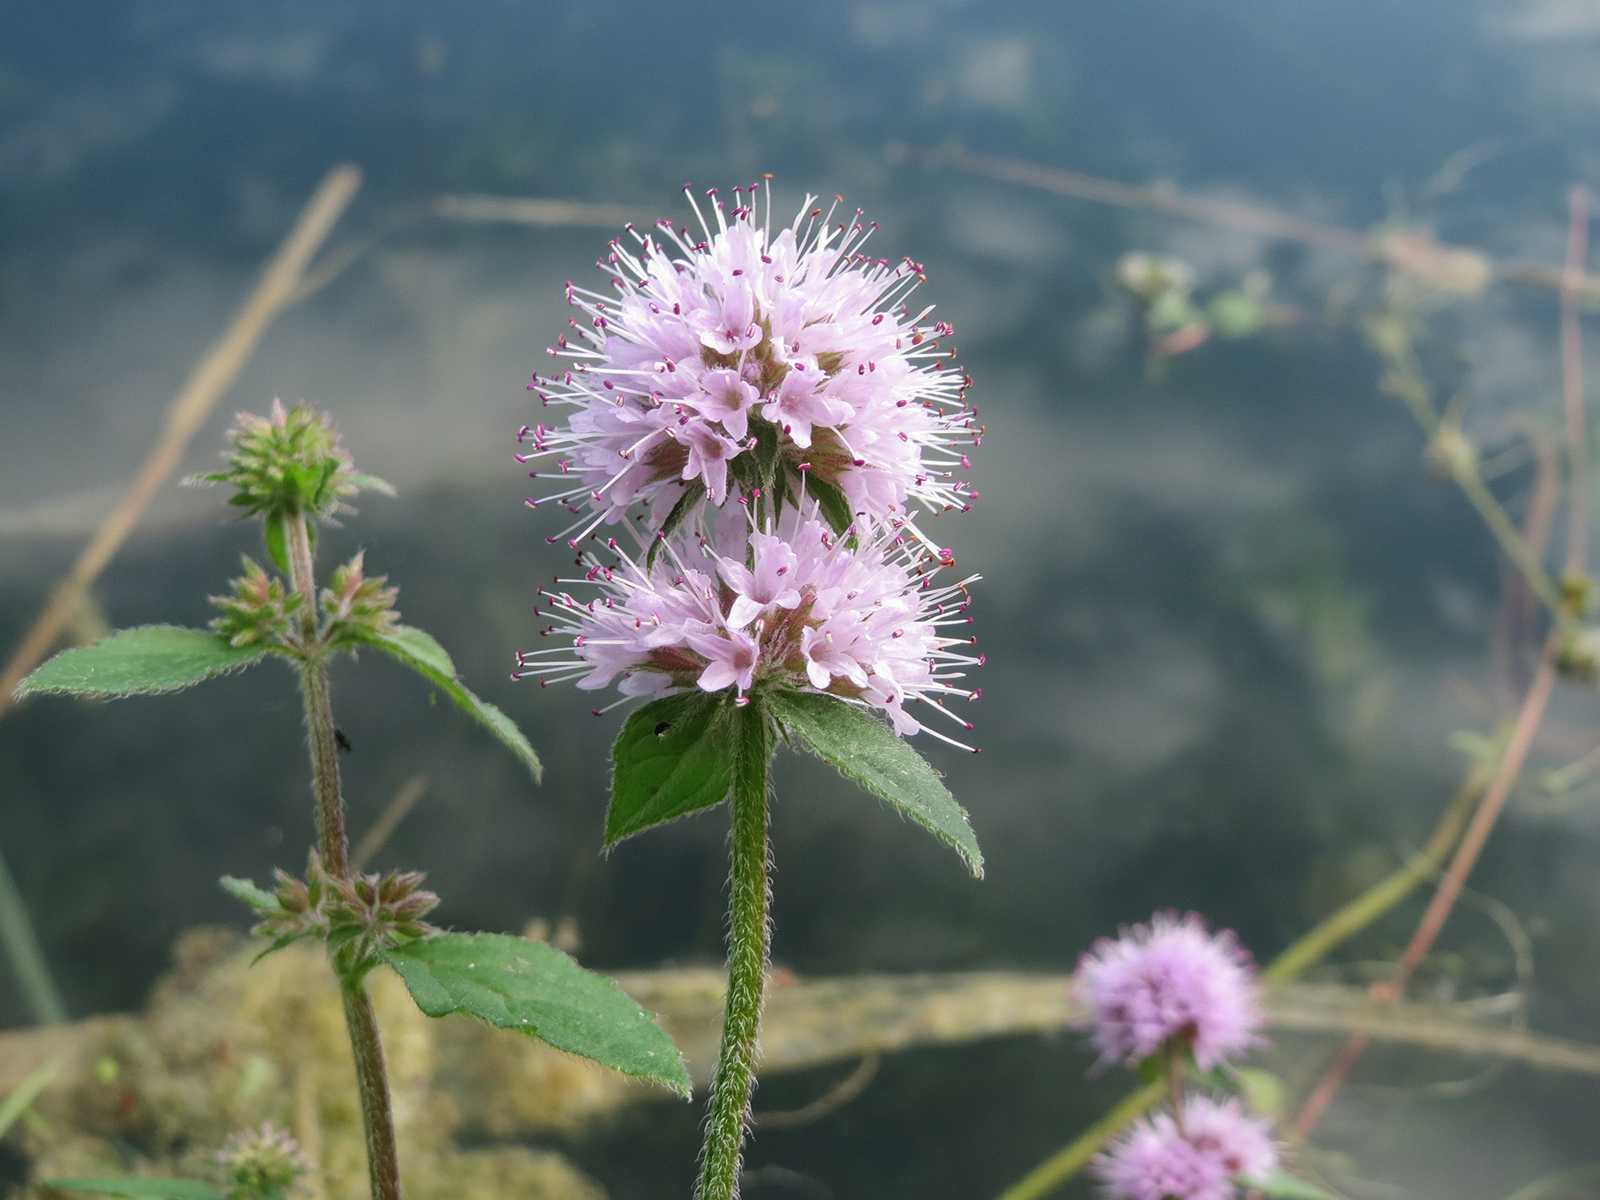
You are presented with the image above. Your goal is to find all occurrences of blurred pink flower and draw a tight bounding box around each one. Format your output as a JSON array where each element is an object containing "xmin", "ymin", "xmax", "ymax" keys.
[
  {"xmin": 1075, "ymin": 912, "xmax": 1263, "ymax": 1070},
  {"xmin": 1094, "ymin": 1096, "xmax": 1279, "ymax": 1200}
]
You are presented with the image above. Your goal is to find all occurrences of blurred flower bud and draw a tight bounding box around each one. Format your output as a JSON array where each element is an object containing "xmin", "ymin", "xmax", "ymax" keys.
[
  {"xmin": 1557, "ymin": 625, "xmax": 1600, "ymax": 684},
  {"xmin": 208, "ymin": 557, "xmax": 303, "ymax": 648},
  {"xmin": 1115, "ymin": 253, "xmax": 1197, "ymax": 305},
  {"xmin": 217, "ymin": 1120, "xmax": 308, "ymax": 1200},
  {"xmin": 1560, "ymin": 571, "xmax": 1594, "ymax": 621},
  {"xmin": 1426, "ymin": 424, "xmax": 1477, "ymax": 480}
]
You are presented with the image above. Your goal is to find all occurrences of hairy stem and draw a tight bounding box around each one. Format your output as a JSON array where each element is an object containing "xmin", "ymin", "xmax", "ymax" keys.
[
  {"xmin": 286, "ymin": 514, "xmax": 350, "ymax": 877},
  {"xmin": 286, "ymin": 510, "xmax": 399, "ymax": 1199},
  {"xmin": 342, "ymin": 980, "xmax": 402, "ymax": 1200},
  {"xmin": 696, "ymin": 701, "xmax": 775, "ymax": 1200}
]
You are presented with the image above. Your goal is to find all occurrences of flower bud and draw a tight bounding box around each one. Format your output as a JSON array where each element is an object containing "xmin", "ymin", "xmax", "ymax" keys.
[
  {"xmin": 1558, "ymin": 626, "xmax": 1600, "ymax": 684},
  {"xmin": 208, "ymin": 557, "xmax": 303, "ymax": 648},
  {"xmin": 217, "ymin": 1121, "xmax": 308, "ymax": 1200},
  {"xmin": 322, "ymin": 552, "xmax": 402, "ymax": 643}
]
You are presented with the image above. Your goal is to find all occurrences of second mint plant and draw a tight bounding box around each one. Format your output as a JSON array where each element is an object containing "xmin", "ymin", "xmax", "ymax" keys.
[
  {"xmin": 517, "ymin": 184, "xmax": 985, "ymax": 1200},
  {"xmin": 17, "ymin": 401, "xmax": 690, "ymax": 1200}
]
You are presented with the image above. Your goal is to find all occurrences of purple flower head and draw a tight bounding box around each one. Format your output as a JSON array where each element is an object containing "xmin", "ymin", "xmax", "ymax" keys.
[
  {"xmin": 515, "ymin": 502, "xmax": 982, "ymax": 748},
  {"xmin": 1074, "ymin": 912, "xmax": 1262, "ymax": 1071},
  {"xmin": 519, "ymin": 183, "xmax": 979, "ymax": 547},
  {"xmin": 1093, "ymin": 1096, "xmax": 1279, "ymax": 1200}
]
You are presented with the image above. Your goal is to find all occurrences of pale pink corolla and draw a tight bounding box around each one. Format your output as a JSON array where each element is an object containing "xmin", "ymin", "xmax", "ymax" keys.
[
  {"xmin": 518, "ymin": 184, "xmax": 979, "ymax": 547},
  {"xmin": 514, "ymin": 505, "xmax": 982, "ymax": 746}
]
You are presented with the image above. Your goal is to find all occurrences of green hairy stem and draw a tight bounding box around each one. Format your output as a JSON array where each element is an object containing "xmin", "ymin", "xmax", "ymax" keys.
[
  {"xmin": 342, "ymin": 979, "xmax": 403, "ymax": 1200},
  {"xmin": 286, "ymin": 511, "xmax": 400, "ymax": 1200},
  {"xmin": 696, "ymin": 701, "xmax": 776, "ymax": 1200}
]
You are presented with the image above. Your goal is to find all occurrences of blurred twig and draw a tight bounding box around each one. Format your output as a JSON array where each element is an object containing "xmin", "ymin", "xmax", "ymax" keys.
[
  {"xmin": 949, "ymin": 150, "xmax": 1600, "ymax": 301},
  {"xmin": 1262, "ymin": 763, "xmax": 1487, "ymax": 984},
  {"xmin": 1562, "ymin": 186, "xmax": 1591, "ymax": 580},
  {"xmin": 0, "ymin": 853, "xmax": 64, "ymax": 1024},
  {"xmin": 1294, "ymin": 633, "xmax": 1561, "ymax": 1137},
  {"xmin": 991, "ymin": 1081, "xmax": 1166, "ymax": 1200},
  {"xmin": 752, "ymin": 1051, "xmax": 879, "ymax": 1129},
  {"xmin": 287, "ymin": 194, "xmax": 660, "ymax": 306},
  {"xmin": 350, "ymin": 774, "xmax": 429, "ymax": 873},
  {"xmin": 0, "ymin": 1053, "xmax": 62, "ymax": 1137}
]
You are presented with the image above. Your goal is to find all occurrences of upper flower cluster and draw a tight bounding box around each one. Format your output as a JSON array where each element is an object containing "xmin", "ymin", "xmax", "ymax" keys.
[
  {"xmin": 1074, "ymin": 911, "xmax": 1263, "ymax": 1071},
  {"xmin": 517, "ymin": 504, "xmax": 981, "ymax": 746},
  {"xmin": 520, "ymin": 183, "xmax": 978, "ymax": 546}
]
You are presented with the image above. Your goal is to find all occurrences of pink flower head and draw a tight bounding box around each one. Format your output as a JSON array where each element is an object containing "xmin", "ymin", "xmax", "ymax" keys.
[
  {"xmin": 514, "ymin": 504, "xmax": 983, "ymax": 748},
  {"xmin": 1093, "ymin": 1096, "xmax": 1279, "ymax": 1200},
  {"xmin": 519, "ymin": 183, "xmax": 979, "ymax": 547},
  {"xmin": 1074, "ymin": 912, "xmax": 1262, "ymax": 1071}
]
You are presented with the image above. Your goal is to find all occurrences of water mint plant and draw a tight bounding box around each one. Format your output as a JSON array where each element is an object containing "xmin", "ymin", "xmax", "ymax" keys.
[
  {"xmin": 18, "ymin": 402, "xmax": 690, "ymax": 1200},
  {"xmin": 520, "ymin": 184, "xmax": 984, "ymax": 1200}
]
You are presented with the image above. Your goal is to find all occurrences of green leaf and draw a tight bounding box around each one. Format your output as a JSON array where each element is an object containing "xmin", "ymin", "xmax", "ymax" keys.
[
  {"xmin": 1240, "ymin": 1172, "xmax": 1345, "ymax": 1200},
  {"xmin": 44, "ymin": 1179, "xmax": 225, "ymax": 1200},
  {"xmin": 1235, "ymin": 1066, "xmax": 1287, "ymax": 1119},
  {"xmin": 349, "ymin": 471, "xmax": 397, "ymax": 496},
  {"xmin": 15, "ymin": 627, "xmax": 267, "ymax": 699},
  {"xmin": 806, "ymin": 474, "xmax": 855, "ymax": 535},
  {"xmin": 767, "ymin": 690, "xmax": 982, "ymax": 877},
  {"xmin": 356, "ymin": 625, "xmax": 541, "ymax": 783},
  {"xmin": 264, "ymin": 513, "xmax": 290, "ymax": 573},
  {"xmin": 218, "ymin": 875, "xmax": 276, "ymax": 912},
  {"xmin": 607, "ymin": 690, "xmax": 739, "ymax": 846},
  {"xmin": 0, "ymin": 1055, "xmax": 62, "ymax": 1139},
  {"xmin": 381, "ymin": 932, "xmax": 691, "ymax": 1096}
]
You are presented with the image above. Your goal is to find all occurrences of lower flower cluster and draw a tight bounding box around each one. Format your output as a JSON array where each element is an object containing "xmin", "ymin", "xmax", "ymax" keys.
[{"xmin": 517, "ymin": 503, "xmax": 982, "ymax": 746}]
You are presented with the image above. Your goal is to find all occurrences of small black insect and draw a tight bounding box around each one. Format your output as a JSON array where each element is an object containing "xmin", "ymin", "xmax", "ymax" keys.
[
  {"xmin": 335, "ymin": 728, "xmax": 353, "ymax": 753},
  {"xmin": 654, "ymin": 721, "xmax": 672, "ymax": 737}
]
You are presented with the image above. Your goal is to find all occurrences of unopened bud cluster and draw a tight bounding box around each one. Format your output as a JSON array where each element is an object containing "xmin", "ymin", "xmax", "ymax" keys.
[
  {"xmin": 217, "ymin": 1121, "xmax": 308, "ymax": 1200},
  {"xmin": 208, "ymin": 550, "xmax": 401, "ymax": 655},
  {"xmin": 192, "ymin": 399, "xmax": 383, "ymax": 523},
  {"xmin": 255, "ymin": 852, "xmax": 437, "ymax": 965},
  {"xmin": 209, "ymin": 558, "xmax": 303, "ymax": 648},
  {"xmin": 321, "ymin": 551, "xmax": 401, "ymax": 644}
]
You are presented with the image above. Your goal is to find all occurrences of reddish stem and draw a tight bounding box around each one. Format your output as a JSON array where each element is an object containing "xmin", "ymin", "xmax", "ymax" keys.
[
  {"xmin": 1294, "ymin": 638, "xmax": 1558, "ymax": 1137},
  {"xmin": 1563, "ymin": 186, "xmax": 1591, "ymax": 579}
]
